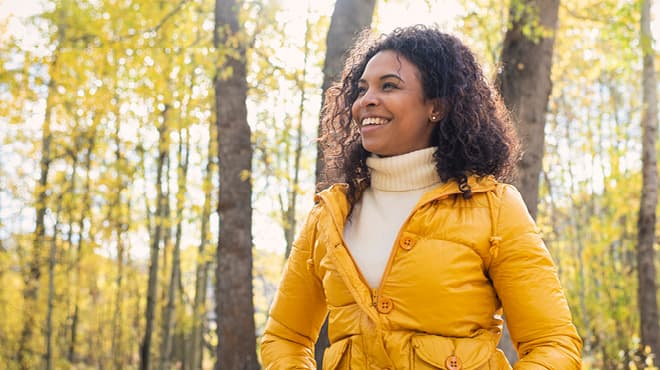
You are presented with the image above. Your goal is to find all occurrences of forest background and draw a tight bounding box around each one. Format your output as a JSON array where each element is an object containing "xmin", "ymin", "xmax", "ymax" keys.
[{"xmin": 1, "ymin": 0, "xmax": 659, "ymax": 369}]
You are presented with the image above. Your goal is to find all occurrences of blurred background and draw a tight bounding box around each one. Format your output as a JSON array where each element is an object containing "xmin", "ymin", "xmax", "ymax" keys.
[{"xmin": 1, "ymin": 0, "xmax": 659, "ymax": 369}]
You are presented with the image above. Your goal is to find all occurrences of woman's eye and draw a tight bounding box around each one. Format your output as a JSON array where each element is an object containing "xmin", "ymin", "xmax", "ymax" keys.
[
  {"xmin": 383, "ymin": 82, "xmax": 397, "ymax": 90},
  {"xmin": 356, "ymin": 86, "xmax": 367, "ymax": 95}
]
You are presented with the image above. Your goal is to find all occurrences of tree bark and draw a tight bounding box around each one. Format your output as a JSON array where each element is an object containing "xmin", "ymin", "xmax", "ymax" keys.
[
  {"xmin": 315, "ymin": 0, "xmax": 376, "ymax": 192},
  {"xmin": 139, "ymin": 107, "xmax": 170, "ymax": 370},
  {"xmin": 637, "ymin": 0, "xmax": 659, "ymax": 358},
  {"xmin": 496, "ymin": 0, "xmax": 560, "ymax": 219},
  {"xmin": 214, "ymin": 0, "xmax": 259, "ymax": 369},
  {"xmin": 495, "ymin": 0, "xmax": 560, "ymax": 363}
]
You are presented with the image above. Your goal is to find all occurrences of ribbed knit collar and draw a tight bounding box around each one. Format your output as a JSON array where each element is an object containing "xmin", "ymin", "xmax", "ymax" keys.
[{"xmin": 367, "ymin": 147, "xmax": 441, "ymax": 192}]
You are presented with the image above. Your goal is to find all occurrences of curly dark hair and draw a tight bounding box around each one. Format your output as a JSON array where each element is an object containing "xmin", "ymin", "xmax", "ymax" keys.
[{"xmin": 321, "ymin": 25, "xmax": 520, "ymax": 206}]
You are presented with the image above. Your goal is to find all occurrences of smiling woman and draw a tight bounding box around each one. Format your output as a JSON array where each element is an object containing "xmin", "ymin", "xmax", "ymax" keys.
[{"xmin": 260, "ymin": 25, "xmax": 583, "ymax": 370}]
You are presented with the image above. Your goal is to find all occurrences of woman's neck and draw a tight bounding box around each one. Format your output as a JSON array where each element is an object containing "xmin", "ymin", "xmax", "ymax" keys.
[{"xmin": 367, "ymin": 147, "xmax": 441, "ymax": 192}]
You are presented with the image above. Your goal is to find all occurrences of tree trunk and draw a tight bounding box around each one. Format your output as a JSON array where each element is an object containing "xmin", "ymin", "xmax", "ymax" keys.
[
  {"xmin": 18, "ymin": 52, "xmax": 58, "ymax": 370},
  {"xmin": 110, "ymin": 105, "xmax": 128, "ymax": 370},
  {"xmin": 315, "ymin": 0, "xmax": 376, "ymax": 192},
  {"xmin": 190, "ymin": 111, "xmax": 216, "ymax": 370},
  {"xmin": 45, "ymin": 199, "xmax": 62, "ymax": 370},
  {"xmin": 637, "ymin": 0, "xmax": 659, "ymax": 358},
  {"xmin": 495, "ymin": 0, "xmax": 560, "ymax": 363},
  {"xmin": 160, "ymin": 128, "xmax": 190, "ymax": 369},
  {"xmin": 68, "ymin": 126, "xmax": 95, "ymax": 365},
  {"xmin": 283, "ymin": 10, "xmax": 312, "ymax": 259},
  {"xmin": 140, "ymin": 107, "xmax": 170, "ymax": 370},
  {"xmin": 496, "ymin": 0, "xmax": 559, "ymax": 219},
  {"xmin": 62, "ymin": 133, "xmax": 80, "ymax": 364},
  {"xmin": 214, "ymin": 0, "xmax": 259, "ymax": 369}
]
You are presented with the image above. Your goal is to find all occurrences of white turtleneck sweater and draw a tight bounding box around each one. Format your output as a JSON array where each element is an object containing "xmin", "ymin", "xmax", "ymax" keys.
[{"xmin": 343, "ymin": 147, "xmax": 442, "ymax": 288}]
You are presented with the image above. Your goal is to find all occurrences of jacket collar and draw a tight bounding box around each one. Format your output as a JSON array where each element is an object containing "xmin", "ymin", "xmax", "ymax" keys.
[
  {"xmin": 418, "ymin": 174, "xmax": 498, "ymax": 204},
  {"xmin": 315, "ymin": 175, "xmax": 499, "ymax": 226}
]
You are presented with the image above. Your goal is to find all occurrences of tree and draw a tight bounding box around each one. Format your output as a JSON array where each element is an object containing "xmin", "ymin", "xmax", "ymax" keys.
[
  {"xmin": 315, "ymin": 0, "xmax": 376, "ymax": 192},
  {"xmin": 495, "ymin": 0, "xmax": 561, "ymax": 363},
  {"xmin": 17, "ymin": 41, "xmax": 60, "ymax": 370},
  {"xmin": 496, "ymin": 0, "xmax": 560, "ymax": 219},
  {"xmin": 636, "ymin": 0, "xmax": 659, "ymax": 359},
  {"xmin": 214, "ymin": 0, "xmax": 259, "ymax": 368},
  {"xmin": 189, "ymin": 115, "xmax": 216, "ymax": 370},
  {"xmin": 139, "ymin": 103, "xmax": 171, "ymax": 370},
  {"xmin": 159, "ymin": 125, "xmax": 190, "ymax": 370}
]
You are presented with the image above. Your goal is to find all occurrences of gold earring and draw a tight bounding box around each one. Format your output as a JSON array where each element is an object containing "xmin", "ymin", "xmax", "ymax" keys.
[{"xmin": 431, "ymin": 116, "xmax": 437, "ymax": 121}]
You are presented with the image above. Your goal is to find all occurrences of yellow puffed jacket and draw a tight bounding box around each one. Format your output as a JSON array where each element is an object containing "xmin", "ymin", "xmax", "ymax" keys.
[{"xmin": 261, "ymin": 176, "xmax": 582, "ymax": 369}]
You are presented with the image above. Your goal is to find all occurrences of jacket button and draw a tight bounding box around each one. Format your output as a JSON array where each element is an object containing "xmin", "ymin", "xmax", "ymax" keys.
[
  {"xmin": 399, "ymin": 236, "xmax": 415, "ymax": 250},
  {"xmin": 376, "ymin": 296, "xmax": 393, "ymax": 314},
  {"xmin": 445, "ymin": 355, "xmax": 462, "ymax": 370}
]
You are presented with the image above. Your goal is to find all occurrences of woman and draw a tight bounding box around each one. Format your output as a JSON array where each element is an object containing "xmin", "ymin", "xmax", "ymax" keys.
[{"xmin": 261, "ymin": 25, "xmax": 582, "ymax": 369}]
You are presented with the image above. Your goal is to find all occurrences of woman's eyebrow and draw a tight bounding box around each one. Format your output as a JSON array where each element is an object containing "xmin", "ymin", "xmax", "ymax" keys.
[
  {"xmin": 380, "ymin": 73, "xmax": 403, "ymax": 81},
  {"xmin": 358, "ymin": 73, "xmax": 404, "ymax": 83}
]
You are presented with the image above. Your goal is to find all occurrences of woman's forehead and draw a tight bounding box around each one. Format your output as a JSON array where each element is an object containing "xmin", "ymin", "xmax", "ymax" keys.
[{"xmin": 360, "ymin": 50, "xmax": 420, "ymax": 81}]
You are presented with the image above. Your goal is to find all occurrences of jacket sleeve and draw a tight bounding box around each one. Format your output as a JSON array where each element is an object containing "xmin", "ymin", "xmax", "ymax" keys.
[
  {"xmin": 489, "ymin": 185, "xmax": 582, "ymax": 369},
  {"xmin": 260, "ymin": 205, "xmax": 328, "ymax": 369}
]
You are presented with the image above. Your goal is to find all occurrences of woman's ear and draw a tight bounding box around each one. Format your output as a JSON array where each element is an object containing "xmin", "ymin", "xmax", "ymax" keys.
[{"xmin": 429, "ymin": 98, "xmax": 449, "ymax": 123}]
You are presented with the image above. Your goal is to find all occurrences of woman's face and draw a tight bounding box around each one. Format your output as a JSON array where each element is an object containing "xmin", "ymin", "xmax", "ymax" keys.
[{"xmin": 351, "ymin": 50, "xmax": 438, "ymax": 157}]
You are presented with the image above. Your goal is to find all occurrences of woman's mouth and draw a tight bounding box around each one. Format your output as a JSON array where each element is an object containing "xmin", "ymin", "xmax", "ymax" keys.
[{"xmin": 361, "ymin": 117, "xmax": 390, "ymax": 126}]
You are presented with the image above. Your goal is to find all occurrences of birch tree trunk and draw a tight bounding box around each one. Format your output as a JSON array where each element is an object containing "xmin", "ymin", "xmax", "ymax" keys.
[
  {"xmin": 636, "ymin": 0, "xmax": 659, "ymax": 358},
  {"xmin": 214, "ymin": 0, "xmax": 259, "ymax": 368}
]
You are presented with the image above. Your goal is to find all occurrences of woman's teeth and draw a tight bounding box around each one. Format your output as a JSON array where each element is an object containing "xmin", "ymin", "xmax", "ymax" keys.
[{"xmin": 362, "ymin": 117, "xmax": 389, "ymax": 126}]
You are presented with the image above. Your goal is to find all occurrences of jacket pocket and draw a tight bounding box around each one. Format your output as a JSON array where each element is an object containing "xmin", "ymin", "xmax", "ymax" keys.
[
  {"xmin": 411, "ymin": 334, "xmax": 495, "ymax": 369},
  {"xmin": 322, "ymin": 337, "xmax": 351, "ymax": 370}
]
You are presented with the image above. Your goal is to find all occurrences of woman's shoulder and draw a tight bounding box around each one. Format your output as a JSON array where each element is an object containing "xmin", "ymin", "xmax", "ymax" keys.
[
  {"xmin": 490, "ymin": 183, "xmax": 540, "ymax": 235},
  {"xmin": 312, "ymin": 183, "xmax": 349, "ymax": 207}
]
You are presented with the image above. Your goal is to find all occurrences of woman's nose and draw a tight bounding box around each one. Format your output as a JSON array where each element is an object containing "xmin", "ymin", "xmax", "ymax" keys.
[{"xmin": 360, "ymin": 89, "xmax": 379, "ymax": 107}]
